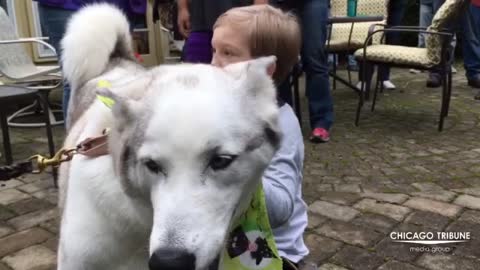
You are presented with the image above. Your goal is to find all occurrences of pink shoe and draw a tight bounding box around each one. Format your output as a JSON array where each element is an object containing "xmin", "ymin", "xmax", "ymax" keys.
[{"xmin": 310, "ymin": 128, "xmax": 330, "ymax": 143}]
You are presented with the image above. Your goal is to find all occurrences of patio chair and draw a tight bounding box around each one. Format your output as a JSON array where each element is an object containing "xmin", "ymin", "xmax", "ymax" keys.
[
  {"xmin": 354, "ymin": 0, "xmax": 466, "ymax": 131},
  {"xmin": 287, "ymin": 61, "xmax": 303, "ymax": 126},
  {"xmin": 327, "ymin": 0, "xmax": 389, "ymax": 91},
  {"xmin": 0, "ymin": 6, "xmax": 64, "ymax": 127}
]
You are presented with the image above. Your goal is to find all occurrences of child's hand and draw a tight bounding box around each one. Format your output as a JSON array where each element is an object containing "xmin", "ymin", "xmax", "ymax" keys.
[{"xmin": 177, "ymin": 7, "xmax": 191, "ymax": 38}]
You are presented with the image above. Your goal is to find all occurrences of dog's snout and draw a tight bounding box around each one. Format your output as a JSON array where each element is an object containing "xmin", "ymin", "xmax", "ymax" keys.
[{"xmin": 149, "ymin": 248, "xmax": 196, "ymax": 270}]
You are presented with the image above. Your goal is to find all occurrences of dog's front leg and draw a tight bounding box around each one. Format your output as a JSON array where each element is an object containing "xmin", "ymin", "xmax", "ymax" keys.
[
  {"xmin": 58, "ymin": 241, "xmax": 149, "ymax": 270},
  {"xmin": 58, "ymin": 206, "xmax": 150, "ymax": 270},
  {"xmin": 57, "ymin": 198, "xmax": 134, "ymax": 270},
  {"xmin": 57, "ymin": 223, "xmax": 117, "ymax": 270}
]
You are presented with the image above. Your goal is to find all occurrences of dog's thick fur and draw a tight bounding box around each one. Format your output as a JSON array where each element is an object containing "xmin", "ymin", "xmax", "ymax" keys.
[{"xmin": 58, "ymin": 4, "xmax": 281, "ymax": 270}]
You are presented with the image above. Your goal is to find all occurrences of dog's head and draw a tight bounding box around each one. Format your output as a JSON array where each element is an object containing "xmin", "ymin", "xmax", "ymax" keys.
[{"xmin": 101, "ymin": 57, "xmax": 281, "ymax": 270}]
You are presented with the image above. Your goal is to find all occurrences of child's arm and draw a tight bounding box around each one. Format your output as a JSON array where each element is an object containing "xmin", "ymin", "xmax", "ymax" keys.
[
  {"xmin": 262, "ymin": 108, "xmax": 303, "ymax": 228},
  {"xmin": 262, "ymin": 142, "xmax": 301, "ymax": 228}
]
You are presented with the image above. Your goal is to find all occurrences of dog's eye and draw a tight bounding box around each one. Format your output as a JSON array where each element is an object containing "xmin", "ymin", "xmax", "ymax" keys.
[
  {"xmin": 144, "ymin": 159, "xmax": 162, "ymax": 174},
  {"xmin": 209, "ymin": 155, "xmax": 236, "ymax": 170}
]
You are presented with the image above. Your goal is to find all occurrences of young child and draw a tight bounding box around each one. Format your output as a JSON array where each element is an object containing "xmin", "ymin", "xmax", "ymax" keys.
[{"xmin": 211, "ymin": 5, "xmax": 308, "ymax": 269}]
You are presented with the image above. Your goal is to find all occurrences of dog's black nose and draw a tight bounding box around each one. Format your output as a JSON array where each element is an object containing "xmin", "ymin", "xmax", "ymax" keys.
[{"xmin": 149, "ymin": 248, "xmax": 196, "ymax": 270}]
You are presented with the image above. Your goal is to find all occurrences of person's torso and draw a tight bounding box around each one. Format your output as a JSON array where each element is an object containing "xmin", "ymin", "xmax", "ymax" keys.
[{"xmin": 189, "ymin": 0, "xmax": 252, "ymax": 32}]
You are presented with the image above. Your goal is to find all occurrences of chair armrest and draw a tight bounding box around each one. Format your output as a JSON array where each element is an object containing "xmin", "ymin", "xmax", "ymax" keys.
[
  {"xmin": 326, "ymin": 17, "xmax": 384, "ymax": 51},
  {"xmin": 328, "ymin": 16, "xmax": 384, "ymax": 24},
  {"xmin": 359, "ymin": 27, "xmax": 454, "ymax": 61},
  {"xmin": 133, "ymin": 28, "xmax": 149, "ymax": 33},
  {"xmin": 389, "ymin": 26, "xmax": 429, "ymax": 30},
  {"xmin": 0, "ymin": 38, "xmax": 58, "ymax": 58},
  {"xmin": 367, "ymin": 25, "xmax": 448, "ymax": 44},
  {"xmin": 367, "ymin": 28, "xmax": 453, "ymax": 42},
  {"xmin": 29, "ymin": 36, "xmax": 50, "ymax": 41},
  {"xmin": 367, "ymin": 25, "xmax": 429, "ymax": 38}
]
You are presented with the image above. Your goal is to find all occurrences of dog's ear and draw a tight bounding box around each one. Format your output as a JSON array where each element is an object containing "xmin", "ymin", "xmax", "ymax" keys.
[
  {"xmin": 223, "ymin": 56, "xmax": 278, "ymax": 101},
  {"xmin": 96, "ymin": 88, "xmax": 141, "ymax": 129},
  {"xmin": 223, "ymin": 56, "xmax": 277, "ymax": 80},
  {"xmin": 224, "ymin": 56, "xmax": 281, "ymax": 149},
  {"xmin": 246, "ymin": 56, "xmax": 277, "ymax": 78}
]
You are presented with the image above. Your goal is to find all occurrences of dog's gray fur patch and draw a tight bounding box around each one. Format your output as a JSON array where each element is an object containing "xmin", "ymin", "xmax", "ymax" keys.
[{"xmin": 176, "ymin": 74, "xmax": 200, "ymax": 88}]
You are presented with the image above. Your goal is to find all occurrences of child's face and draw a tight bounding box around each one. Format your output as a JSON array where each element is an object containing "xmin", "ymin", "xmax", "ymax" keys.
[{"xmin": 211, "ymin": 25, "xmax": 252, "ymax": 67}]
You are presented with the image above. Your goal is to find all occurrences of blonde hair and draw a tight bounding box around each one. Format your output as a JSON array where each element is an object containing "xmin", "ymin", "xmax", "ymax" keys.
[{"xmin": 214, "ymin": 5, "xmax": 301, "ymax": 85}]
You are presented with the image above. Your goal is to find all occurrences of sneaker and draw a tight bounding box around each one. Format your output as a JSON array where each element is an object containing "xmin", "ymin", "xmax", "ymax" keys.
[
  {"xmin": 382, "ymin": 80, "xmax": 396, "ymax": 90},
  {"xmin": 310, "ymin": 128, "xmax": 330, "ymax": 143},
  {"xmin": 452, "ymin": 66, "xmax": 457, "ymax": 74},
  {"xmin": 409, "ymin": 69, "xmax": 421, "ymax": 74},
  {"xmin": 426, "ymin": 73, "xmax": 442, "ymax": 88},
  {"xmin": 468, "ymin": 75, "xmax": 480, "ymax": 88},
  {"xmin": 356, "ymin": 81, "xmax": 364, "ymax": 91}
]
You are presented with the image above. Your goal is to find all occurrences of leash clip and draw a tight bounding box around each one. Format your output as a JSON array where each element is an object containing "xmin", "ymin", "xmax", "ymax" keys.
[{"xmin": 29, "ymin": 148, "xmax": 77, "ymax": 173}]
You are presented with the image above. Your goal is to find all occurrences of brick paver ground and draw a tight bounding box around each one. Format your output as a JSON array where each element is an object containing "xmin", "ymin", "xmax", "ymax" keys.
[{"xmin": 0, "ymin": 66, "xmax": 479, "ymax": 270}]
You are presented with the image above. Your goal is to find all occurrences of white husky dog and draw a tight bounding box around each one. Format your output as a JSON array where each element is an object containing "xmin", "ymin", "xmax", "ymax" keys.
[{"xmin": 58, "ymin": 4, "xmax": 281, "ymax": 270}]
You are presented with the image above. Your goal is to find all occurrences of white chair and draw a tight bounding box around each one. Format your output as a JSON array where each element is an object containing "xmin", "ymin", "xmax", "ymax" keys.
[{"xmin": 0, "ymin": 6, "xmax": 64, "ymax": 127}]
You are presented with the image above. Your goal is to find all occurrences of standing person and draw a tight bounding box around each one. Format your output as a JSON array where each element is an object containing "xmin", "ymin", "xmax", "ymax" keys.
[
  {"xmin": 275, "ymin": 0, "xmax": 334, "ymax": 143},
  {"xmin": 418, "ymin": 0, "xmax": 444, "ymax": 49},
  {"xmin": 411, "ymin": 0, "xmax": 442, "ymax": 74},
  {"xmin": 177, "ymin": 0, "xmax": 268, "ymax": 64},
  {"xmin": 356, "ymin": 0, "xmax": 408, "ymax": 91},
  {"xmin": 418, "ymin": 0, "xmax": 458, "ymax": 87},
  {"xmin": 300, "ymin": 0, "xmax": 334, "ymax": 143},
  {"xmin": 34, "ymin": 0, "xmax": 146, "ymax": 124},
  {"xmin": 211, "ymin": 5, "xmax": 309, "ymax": 268},
  {"xmin": 376, "ymin": 0, "xmax": 408, "ymax": 90},
  {"xmin": 462, "ymin": 0, "xmax": 480, "ymax": 97}
]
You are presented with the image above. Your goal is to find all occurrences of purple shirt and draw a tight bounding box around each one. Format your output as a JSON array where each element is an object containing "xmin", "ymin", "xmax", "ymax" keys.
[{"xmin": 35, "ymin": 0, "xmax": 146, "ymax": 15}]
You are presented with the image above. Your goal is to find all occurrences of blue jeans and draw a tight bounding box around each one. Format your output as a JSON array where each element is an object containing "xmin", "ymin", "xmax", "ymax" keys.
[
  {"xmin": 300, "ymin": 0, "xmax": 333, "ymax": 130},
  {"xmin": 462, "ymin": 3, "xmax": 480, "ymax": 80},
  {"xmin": 419, "ymin": 0, "xmax": 445, "ymax": 47},
  {"xmin": 38, "ymin": 4, "xmax": 74, "ymax": 123},
  {"xmin": 419, "ymin": 1, "xmax": 456, "ymax": 51},
  {"xmin": 419, "ymin": 2, "xmax": 435, "ymax": 47}
]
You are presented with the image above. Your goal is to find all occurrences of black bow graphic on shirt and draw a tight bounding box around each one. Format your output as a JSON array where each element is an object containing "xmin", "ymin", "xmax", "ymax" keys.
[{"xmin": 227, "ymin": 226, "xmax": 277, "ymax": 265}]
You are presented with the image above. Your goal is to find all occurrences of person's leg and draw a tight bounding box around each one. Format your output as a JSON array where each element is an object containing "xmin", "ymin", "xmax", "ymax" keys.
[
  {"xmin": 410, "ymin": 2, "xmax": 433, "ymax": 74},
  {"xmin": 38, "ymin": 4, "xmax": 74, "ymax": 123},
  {"xmin": 347, "ymin": 54, "xmax": 359, "ymax": 71},
  {"xmin": 427, "ymin": 0, "xmax": 459, "ymax": 87},
  {"xmin": 357, "ymin": 60, "xmax": 374, "ymax": 90},
  {"xmin": 377, "ymin": 0, "xmax": 408, "ymax": 82},
  {"xmin": 462, "ymin": 3, "xmax": 480, "ymax": 88},
  {"xmin": 431, "ymin": 0, "xmax": 455, "ymax": 51},
  {"xmin": 419, "ymin": 2, "xmax": 434, "ymax": 48},
  {"xmin": 432, "ymin": 0, "xmax": 446, "ymax": 14},
  {"xmin": 300, "ymin": 0, "xmax": 334, "ymax": 141}
]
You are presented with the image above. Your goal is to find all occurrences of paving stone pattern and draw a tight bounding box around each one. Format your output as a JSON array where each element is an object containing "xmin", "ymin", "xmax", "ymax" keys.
[{"xmin": 1, "ymin": 67, "xmax": 480, "ymax": 269}]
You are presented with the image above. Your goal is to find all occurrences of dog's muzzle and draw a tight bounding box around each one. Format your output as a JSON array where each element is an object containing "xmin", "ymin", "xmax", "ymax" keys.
[{"xmin": 149, "ymin": 248, "xmax": 196, "ymax": 270}]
